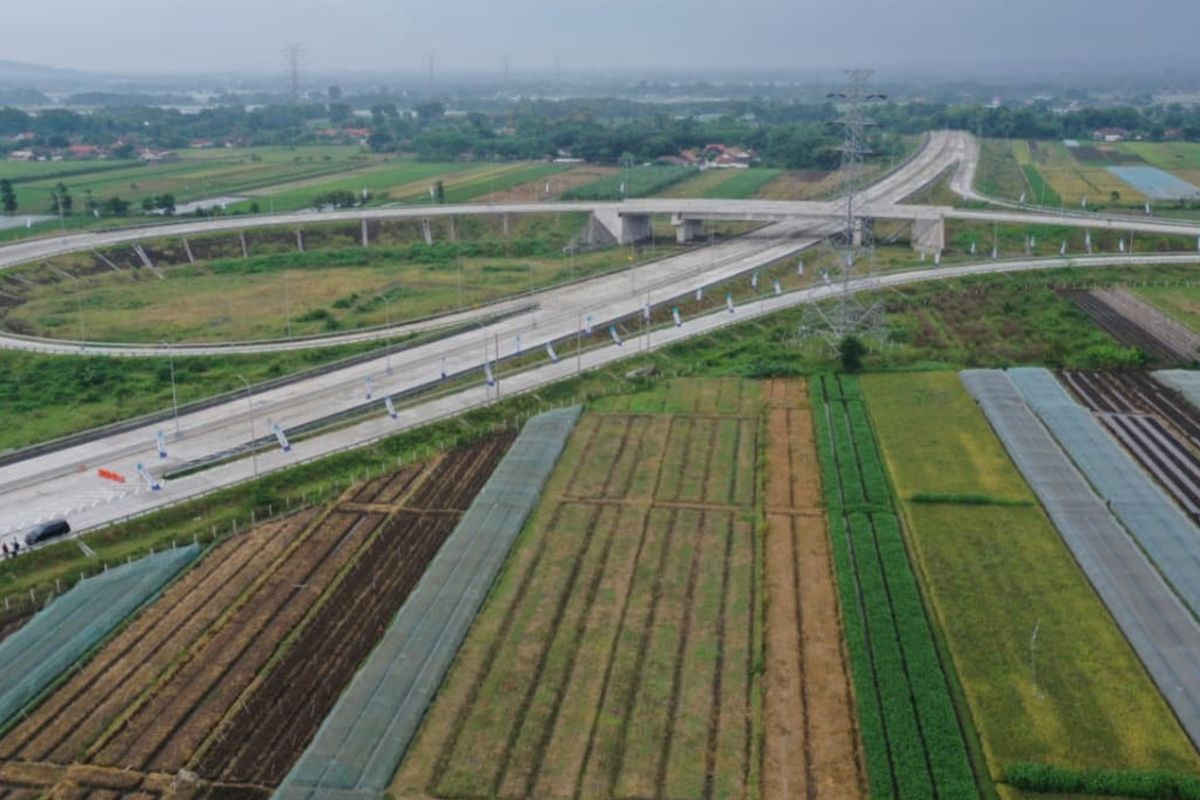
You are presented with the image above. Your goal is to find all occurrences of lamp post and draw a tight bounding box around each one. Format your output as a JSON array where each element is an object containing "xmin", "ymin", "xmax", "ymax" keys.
[
  {"xmin": 236, "ymin": 374, "xmax": 258, "ymax": 480},
  {"xmin": 161, "ymin": 340, "xmax": 180, "ymax": 438}
]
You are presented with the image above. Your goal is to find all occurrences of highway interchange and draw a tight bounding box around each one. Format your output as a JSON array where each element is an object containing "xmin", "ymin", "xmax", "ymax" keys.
[{"xmin": 4, "ymin": 130, "xmax": 1200, "ymax": 545}]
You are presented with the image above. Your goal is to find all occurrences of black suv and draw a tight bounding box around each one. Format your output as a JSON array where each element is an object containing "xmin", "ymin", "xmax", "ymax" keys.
[{"xmin": 24, "ymin": 519, "xmax": 70, "ymax": 547}]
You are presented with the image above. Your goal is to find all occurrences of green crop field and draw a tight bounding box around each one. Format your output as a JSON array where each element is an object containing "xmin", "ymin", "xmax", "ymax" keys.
[
  {"xmin": 0, "ymin": 146, "xmax": 377, "ymax": 215},
  {"xmin": 975, "ymin": 139, "xmax": 1029, "ymax": 201},
  {"xmin": 231, "ymin": 159, "xmax": 478, "ymax": 211},
  {"xmin": 654, "ymin": 168, "xmax": 781, "ymax": 199},
  {"xmin": 1116, "ymin": 141, "xmax": 1200, "ymax": 172},
  {"xmin": 861, "ymin": 372, "xmax": 1200, "ymax": 791},
  {"xmin": 394, "ymin": 378, "xmax": 765, "ymax": 800},
  {"xmin": 562, "ymin": 165, "xmax": 694, "ymax": 200},
  {"xmin": 811, "ymin": 374, "xmax": 980, "ymax": 800}
]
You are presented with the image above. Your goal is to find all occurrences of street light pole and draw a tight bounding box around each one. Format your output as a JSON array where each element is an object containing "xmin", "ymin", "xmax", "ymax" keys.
[
  {"xmin": 162, "ymin": 340, "xmax": 180, "ymax": 438},
  {"xmin": 236, "ymin": 374, "xmax": 258, "ymax": 480}
]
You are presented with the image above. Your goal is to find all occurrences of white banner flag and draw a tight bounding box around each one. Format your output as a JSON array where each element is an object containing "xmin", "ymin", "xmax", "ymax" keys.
[
  {"xmin": 515, "ymin": 335, "xmax": 522, "ymax": 355},
  {"xmin": 797, "ymin": 259, "xmax": 805, "ymax": 276},
  {"xmin": 1060, "ymin": 240, "xmax": 1067, "ymax": 255},
  {"xmin": 385, "ymin": 396, "xmax": 398, "ymax": 419},
  {"xmin": 136, "ymin": 462, "xmax": 161, "ymax": 492},
  {"xmin": 610, "ymin": 325, "xmax": 623, "ymax": 346},
  {"xmin": 751, "ymin": 272, "xmax": 758, "ymax": 289},
  {"xmin": 672, "ymin": 307, "xmax": 682, "ymax": 327},
  {"xmin": 156, "ymin": 430, "xmax": 167, "ymax": 459},
  {"xmin": 365, "ymin": 376, "xmax": 373, "ymax": 399},
  {"xmin": 643, "ymin": 302, "xmax": 651, "ymax": 321},
  {"xmin": 773, "ymin": 279, "xmax": 782, "ymax": 296},
  {"xmin": 695, "ymin": 287, "xmax": 703, "ymax": 302},
  {"xmin": 584, "ymin": 315, "xmax": 593, "ymax": 335},
  {"xmin": 545, "ymin": 342, "xmax": 559, "ymax": 363},
  {"xmin": 726, "ymin": 292, "xmax": 735, "ymax": 313},
  {"xmin": 484, "ymin": 361, "xmax": 495, "ymax": 386}
]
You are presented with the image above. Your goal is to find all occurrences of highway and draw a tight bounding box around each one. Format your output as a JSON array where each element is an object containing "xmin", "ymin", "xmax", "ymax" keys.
[{"xmin": 2, "ymin": 130, "xmax": 1200, "ymax": 547}]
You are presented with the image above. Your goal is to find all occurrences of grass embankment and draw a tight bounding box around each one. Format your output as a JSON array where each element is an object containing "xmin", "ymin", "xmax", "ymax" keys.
[
  {"xmin": 861, "ymin": 371, "xmax": 1200, "ymax": 798},
  {"xmin": 811, "ymin": 374, "xmax": 981, "ymax": 799},
  {"xmin": 5, "ymin": 235, "xmax": 637, "ymax": 343}
]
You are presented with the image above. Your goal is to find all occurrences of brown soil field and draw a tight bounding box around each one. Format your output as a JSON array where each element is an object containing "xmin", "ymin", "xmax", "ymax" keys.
[
  {"xmin": 762, "ymin": 379, "xmax": 865, "ymax": 800},
  {"xmin": 0, "ymin": 433, "xmax": 516, "ymax": 800},
  {"xmin": 0, "ymin": 512, "xmax": 314, "ymax": 765}
]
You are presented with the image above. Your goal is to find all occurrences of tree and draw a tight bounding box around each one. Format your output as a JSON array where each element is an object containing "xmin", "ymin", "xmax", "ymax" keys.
[
  {"xmin": 434, "ymin": 179, "xmax": 446, "ymax": 204},
  {"xmin": 103, "ymin": 196, "xmax": 131, "ymax": 216},
  {"xmin": 50, "ymin": 182, "xmax": 72, "ymax": 216},
  {"xmin": 312, "ymin": 189, "xmax": 359, "ymax": 210},
  {"xmin": 329, "ymin": 102, "xmax": 353, "ymax": 126},
  {"xmin": 156, "ymin": 194, "xmax": 176, "ymax": 215},
  {"xmin": 0, "ymin": 179, "xmax": 16, "ymax": 214},
  {"xmin": 839, "ymin": 335, "xmax": 867, "ymax": 373}
]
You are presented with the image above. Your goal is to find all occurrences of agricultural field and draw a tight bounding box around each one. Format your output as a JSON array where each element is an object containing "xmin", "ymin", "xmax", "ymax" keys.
[
  {"xmin": 810, "ymin": 374, "xmax": 978, "ymax": 799},
  {"xmin": 756, "ymin": 169, "xmax": 840, "ymax": 200},
  {"xmin": 0, "ymin": 433, "xmax": 513, "ymax": 799},
  {"xmin": 656, "ymin": 168, "xmax": 782, "ymax": 199},
  {"xmin": 0, "ymin": 145, "xmax": 377, "ymax": 215},
  {"xmin": 861, "ymin": 372, "xmax": 1200, "ymax": 796},
  {"xmin": 396, "ymin": 378, "xmax": 862, "ymax": 799},
  {"xmin": 231, "ymin": 159, "xmax": 479, "ymax": 211},
  {"xmin": 562, "ymin": 164, "xmax": 694, "ymax": 200}
]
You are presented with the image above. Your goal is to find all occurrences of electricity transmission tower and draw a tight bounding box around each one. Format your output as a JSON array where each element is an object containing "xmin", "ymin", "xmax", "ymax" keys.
[
  {"xmin": 797, "ymin": 69, "xmax": 890, "ymax": 349},
  {"xmin": 283, "ymin": 43, "xmax": 305, "ymax": 104}
]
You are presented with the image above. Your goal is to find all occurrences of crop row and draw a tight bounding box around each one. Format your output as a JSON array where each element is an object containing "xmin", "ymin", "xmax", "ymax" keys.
[{"xmin": 812, "ymin": 375, "xmax": 977, "ymax": 800}]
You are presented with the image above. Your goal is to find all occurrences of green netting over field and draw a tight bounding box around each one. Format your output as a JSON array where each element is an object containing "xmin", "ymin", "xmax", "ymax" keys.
[
  {"xmin": 0, "ymin": 544, "xmax": 199, "ymax": 729},
  {"xmin": 274, "ymin": 406, "xmax": 582, "ymax": 800}
]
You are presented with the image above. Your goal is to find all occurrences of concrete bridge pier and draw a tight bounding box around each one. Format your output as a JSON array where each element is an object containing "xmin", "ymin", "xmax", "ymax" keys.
[
  {"xmin": 589, "ymin": 210, "xmax": 652, "ymax": 245},
  {"xmin": 361, "ymin": 219, "xmax": 370, "ymax": 248},
  {"xmin": 421, "ymin": 218, "xmax": 434, "ymax": 245},
  {"xmin": 912, "ymin": 217, "xmax": 945, "ymax": 254},
  {"xmin": 672, "ymin": 215, "xmax": 704, "ymax": 244}
]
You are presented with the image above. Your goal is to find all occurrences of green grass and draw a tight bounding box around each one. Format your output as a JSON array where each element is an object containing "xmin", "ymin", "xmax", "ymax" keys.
[
  {"xmin": 975, "ymin": 139, "xmax": 1029, "ymax": 202},
  {"xmin": 1132, "ymin": 283, "xmax": 1200, "ymax": 333},
  {"xmin": 562, "ymin": 166, "xmax": 694, "ymax": 200},
  {"xmin": 811, "ymin": 374, "xmax": 981, "ymax": 800},
  {"xmin": 861, "ymin": 371, "xmax": 1200, "ymax": 782},
  {"xmin": 420, "ymin": 163, "xmax": 570, "ymax": 204},
  {"xmin": 1021, "ymin": 165, "xmax": 1062, "ymax": 206}
]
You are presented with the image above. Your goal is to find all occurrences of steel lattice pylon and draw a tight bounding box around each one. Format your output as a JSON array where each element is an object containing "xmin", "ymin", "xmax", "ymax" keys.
[{"xmin": 797, "ymin": 69, "xmax": 890, "ymax": 350}]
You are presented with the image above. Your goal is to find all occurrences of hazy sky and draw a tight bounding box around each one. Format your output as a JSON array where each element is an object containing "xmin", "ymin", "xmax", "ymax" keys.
[{"xmin": 5, "ymin": 0, "xmax": 1199, "ymax": 76}]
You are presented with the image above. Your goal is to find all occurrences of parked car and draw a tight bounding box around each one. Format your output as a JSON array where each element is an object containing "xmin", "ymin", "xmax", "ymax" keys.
[{"xmin": 24, "ymin": 518, "xmax": 70, "ymax": 547}]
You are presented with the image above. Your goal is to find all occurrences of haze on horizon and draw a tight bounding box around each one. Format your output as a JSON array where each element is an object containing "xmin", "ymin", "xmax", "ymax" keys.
[{"xmin": 5, "ymin": 0, "xmax": 1199, "ymax": 79}]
